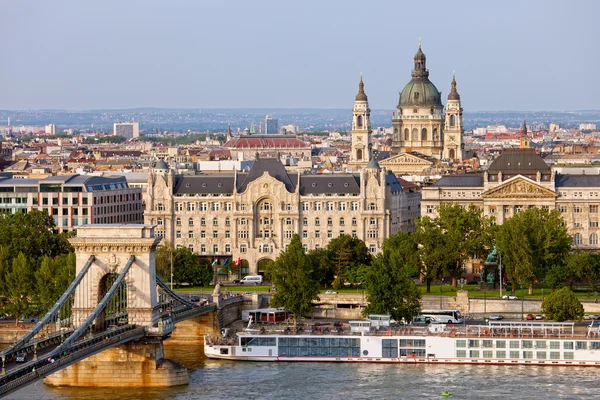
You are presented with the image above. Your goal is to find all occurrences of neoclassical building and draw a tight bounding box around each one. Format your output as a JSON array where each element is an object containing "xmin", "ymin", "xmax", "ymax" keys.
[
  {"xmin": 144, "ymin": 158, "xmax": 421, "ymax": 276},
  {"xmin": 422, "ymin": 148, "xmax": 600, "ymax": 249}
]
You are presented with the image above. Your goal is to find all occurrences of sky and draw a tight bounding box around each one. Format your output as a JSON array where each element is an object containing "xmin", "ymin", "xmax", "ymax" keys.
[{"xmin": 0, "ymin": 0, "xmax": 598, "ymax": 111}]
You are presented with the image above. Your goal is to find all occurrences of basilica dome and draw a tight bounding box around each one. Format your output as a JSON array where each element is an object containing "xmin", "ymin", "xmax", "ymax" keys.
[{"xmin": 398, "ymin": 45, "xmax": 442, "ymax": 108}]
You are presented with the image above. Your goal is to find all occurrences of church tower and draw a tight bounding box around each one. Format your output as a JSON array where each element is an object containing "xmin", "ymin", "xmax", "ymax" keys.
[
  {"xmin": 391, "ymin": 41, "xmax": 444, "ymax": 158},
  {"xmin": 443, "ymin": 72, "xmax": 464, "ymax": 160},
  {"xmin": 350, "ymin": 74, "xmax": 372, "ymax": 166},
  {"xmin": 519, "ymin": 117, "xmax": 530, "ymax": 148}
]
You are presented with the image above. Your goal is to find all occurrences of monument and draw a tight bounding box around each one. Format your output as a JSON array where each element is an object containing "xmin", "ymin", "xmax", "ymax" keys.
[{"xmin": 481, "ymin": 246, "xmax": 499, "ymax": 290}]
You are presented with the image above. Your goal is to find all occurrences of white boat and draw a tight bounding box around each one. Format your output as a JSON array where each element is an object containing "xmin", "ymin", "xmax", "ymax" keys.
[{"xmin": 204, "ymin": 320, "xmax": 600, "ymax": 366}]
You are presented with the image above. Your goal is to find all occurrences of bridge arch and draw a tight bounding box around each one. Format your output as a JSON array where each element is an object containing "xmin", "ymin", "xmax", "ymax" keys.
[{"xmin": 96, "ymin": 272, "xmax": 128, "ymax": 331}]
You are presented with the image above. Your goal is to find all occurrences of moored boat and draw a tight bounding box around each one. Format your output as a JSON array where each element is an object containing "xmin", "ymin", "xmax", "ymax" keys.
[{"xmin": 204, "ymin": 319, "xmax": 600, "ymax": 366}]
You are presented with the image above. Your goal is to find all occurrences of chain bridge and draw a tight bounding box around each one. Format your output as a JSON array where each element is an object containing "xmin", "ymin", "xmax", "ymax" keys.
[{"xmin": 0, "ymin": 225, "xmax": 235, "ymax": 398}]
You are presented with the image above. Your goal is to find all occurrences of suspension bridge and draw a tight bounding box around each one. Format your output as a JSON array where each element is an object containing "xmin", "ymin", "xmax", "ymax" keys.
[{"xmin": 0, "ymin": 224, "xmax": 234, "ymax": 398}]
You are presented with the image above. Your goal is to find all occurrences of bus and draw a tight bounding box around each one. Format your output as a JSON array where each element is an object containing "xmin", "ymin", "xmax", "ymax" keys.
[{"xmin": 420, "ymin": 309, "xmax": 464, "ymax": 324}]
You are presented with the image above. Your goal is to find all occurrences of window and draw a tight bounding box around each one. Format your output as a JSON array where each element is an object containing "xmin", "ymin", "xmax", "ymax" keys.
[
  {"xmin": 522, "ymin": 351, "xmax": 533, "ymax": 359},
  {"xmin": 225, "ymin": 218, "xmax": 231, "ymax": 226},
  {"xmin": 201, "ymin": 231, "xmax": 206, "ymax": 238},
  {"xmin": 260, "ymin": 201, "xmax": 271, "ymax": 211},
  {"xmin": 426, "ymin": 205, "xmax": 435, "ymax": 214},
  {"xmin": 225, "ymin": 230, "xmax": 230, "ymax": 238},
  {"xmin": 176, "ymin": 218, "xmax": 181, "ymax": 226},
  {"xmin": 369, "ymin": 218, "xmax": 376, "ymax": 226},
  {"xmin": 558, "ymin": 205, "xmax": 568, "ymax": 213},
  {"xmin": 189, "ymin": 218, "xmax": 194, "ymax": 226},
  {"xmin": 574, "ymin": 205, "xmax": 583, "ymax": 213},
  {"xmin": 576, "ymin": 341, "xmax": 587, "ymax": 350},
  {"xmin": 200, "ymin": 245, "xmax": 206, "ymax": 254},
  {"xmin": 564, "ymin": 352, "xmax": 574, "ymax": 360},
  {"xmin": 225, "ymin": 203, "xmax": 232, "ymax": 211},
  {"xmin": 340, "ymin": 217, "xmax": 345, "ymax": 226},
  {"xmin": 573, "ymin": 233, "xmax": 583, "ymax": 245},
  {"xmin": 188, "ymin": 203, "xmax": 196, "ymax": 211},
  {"xmin": 352, "ymin": 230, "xmax": 357, "ymax": 238},
  {"xmin": 369, "ymin": 203, "xmax": 376, "ymax": 211},
  {"xmin": 302, "ymin": 230, "xmax": 308, "ymax": 239},
  {"xmin": 157, "ymin": 203, "xmax": 164, "ymax": 211},
  {"xmin": 496, "ymin": 351, "xmax": 506, "ymax": 359},
  {"xmin": 591, "ymin": 221, "xmax": 599, "ymax": 228},
  {"xmin": 327, "ymin": 230, "xmax": 333, "ymax": 238},
  {"xmin": 240, "ymin": 218, "xmax": 247, "ymax": 225},
  {"xmin": 496, "ymin": 340, "xmax": 506, "ymax": 348},
  {"xmin": 352, "ymin": 218, "xmax": 357, "ymax": 226},
  {"xmin": 239, "ymin": 231, "xmax": 248, "ymax": 239},
  {"xmin": 225, "ymin": 244, "xmax": 231, "ymax": 253},
  {"xmin": 303, "ymin": 218, "xmax": 308, "ymax": 226},
  {"xmin": 314, "ymin": 203, "xmax": 321, "ymax": 211},
  {"xmin": 188, "ymin": 231, "xmax": 194, "ymax": 239},
  {"xmin": 212, "ymin": 203, "xmax": 220, "ymax": 212},
  {"xmin": 563, "ymin": 342, "xmax": 573, "ymax": 350},
  {"xmin": 326, "ymin": 202, "xmax": 334, "ymax": 211},
  {"xmin": 327, "ymin": 217, "xmax": 333, "ymax": 226},
  {"xmin": 510, "ymin": 351, "xmax": 520, "ymax": 359},
  {"xmin": 213, "ymin": 244, "xmax": 219, "ymax": 253},
  {"xmin": 315, "ymin": 218, "xmax": 320, "ymax": 226},
  {"xmin": 351, "ymin": 202, "xmax": 359, "ymax": 211},
  {"xmin": 315, "ymin": 231, "xmax": 321, "ymax": 238},
  {"xmin": 339, "ymin": 202, "xmax": 346, "ymax": 211},
  {"xmin": 286, "ymin": 203, "xmax": 292, "ymax": 211},
  {"xmin": 550, "ymin": 341, "xmax": 560, "ymax": 350},
  {"xmin": 591, "ymin": 205, "xmax": 599, "ymax": 213},
  {"xmin": 302, "ymin": 202, "xmax": 309, "ymax": 211},
  {"xmin": 213, "ymin": 231, "xmax": 218, "ymax": 238},
  {"xmin": 157, "ymin": 218, "xmax": 163, "ymax": 226},
  {"xmin": 241, "ymin": 203, "xmax": 247, "ymax": 211},
  {"xmin": 240, "ymin": 245, "xmax": 247, "ymax": 253},
  {"xmin": 286, "ymin": 218, "xmax": 293, "ymax": 225},
  {"xmin": 369, "ymin": 244, "xmax": 376, "ymax": 253},
  {"xmin": 536, "ymin": 351, "xmax": 546, "ymax": 359}
]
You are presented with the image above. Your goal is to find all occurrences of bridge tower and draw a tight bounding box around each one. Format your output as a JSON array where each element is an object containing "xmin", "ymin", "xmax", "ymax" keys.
[{"xmin": 70, "ymin": 225, "xmax": 161, "ymax": 329}]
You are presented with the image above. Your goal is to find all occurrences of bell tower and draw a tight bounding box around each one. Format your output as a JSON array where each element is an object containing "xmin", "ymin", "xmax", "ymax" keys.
[
  {"xmin": 350, "ymin": 73, "xmax": 372, "ymax": 166},
  {"xmin": 443, "ymin": 72, "xmax": 463, "ymax": 161}
]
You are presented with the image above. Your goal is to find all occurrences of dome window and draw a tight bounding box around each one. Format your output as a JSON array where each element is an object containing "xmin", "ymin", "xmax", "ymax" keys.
[
  {"xmin": 328, "ymin": 183, "xmax": 333, "ymax": 187},
  {"xmin": 312, "ymin": 183, "xmax": 317, "ymax": 187},
  {"xmin": 202, "ymin": 183, "xmax": 207, "ymax": 187}
]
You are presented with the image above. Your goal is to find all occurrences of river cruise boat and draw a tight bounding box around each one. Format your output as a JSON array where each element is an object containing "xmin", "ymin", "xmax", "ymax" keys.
[{"xmin": 205, "ymin": 318, "xmax": 600, "ymax": 366}]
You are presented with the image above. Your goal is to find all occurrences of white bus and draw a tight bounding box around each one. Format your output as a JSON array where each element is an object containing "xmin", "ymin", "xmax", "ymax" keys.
[{"xmin": 420, "ymin": 309, "xmax": 464, "ymax": 324}]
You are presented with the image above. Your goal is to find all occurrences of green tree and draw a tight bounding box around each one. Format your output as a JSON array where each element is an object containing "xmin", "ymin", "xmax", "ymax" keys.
[
  {"xmin": 173, "ymin": 247, "xmax": 201, "ymax": 285},
  {"xmin": 363, "ymin": 255, "xmax": 421, "ymax": 323},
  {"xmin": 35, "ymin": 256, "xmax": 58, "ymax": 314},
  {"xmin": 307, "ymin": 248, "xmax": 334, "ymax": 286},
  {"xmin": 564, "ymin": 250, "xmax": 600, "ymax": 290},
  {"xmin": 414, "ymin": 216, "xmax": 447, "ymax": 292},
  {"xmin": 5, "ymin": 253, "xmax": 34, "ymax": 324},
  {"xmin": 155, "ymin": 243, "xmax": 174, "ymax": 283},
  {"xmin": 545, "ymin": 264, "xmax": 567, "ymax": 291},
  {"xmin": 541, "ymin": 287, "xmax": 584, "ymax": 322},
  {"xmin": 382, "ymin": 232, "xmax": 419, "ymax": 274},
  {"xmin": 197, "ymin": 257, "xmax": 214, "ymax": 286},
  {"xmin": 496, "ymin": 208, "xmax": 571, "ymax": 294},
  {"xmin": 266, "ymin": 235, "xmax": 320, "ymax": 325},
  {"xmin": 325, "ymin": 234, "xmax": 371, "ymax": 288},
  {"xmin": 436, "ymin": 204, "xmax": 495, "ymax": 288}
]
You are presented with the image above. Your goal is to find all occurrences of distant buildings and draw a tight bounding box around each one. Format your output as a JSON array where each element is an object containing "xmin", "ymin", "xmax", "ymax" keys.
[
  {"xmin": 580, "ymin": 123, "xmax": 597, "ymax": 131},
  {"xmin": 259, "ymin": 115, "xmax": 278, "ymax": 134},
  {"xmin": 113, "ymin": 122, "xmax": 140, "ymax": 138},
  {"xmin": 45, "ymin": 124, "xmax": 56, "ymax": 135}
]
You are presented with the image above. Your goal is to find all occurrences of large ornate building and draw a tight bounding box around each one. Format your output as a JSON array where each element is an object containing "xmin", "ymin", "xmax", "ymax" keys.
[
  {"xmin": 145, "ymin": 158, "xmax": 421, "ymax": 276},
  {"xmin": 422, "ymin": 148, "xmax": 600, "ymax": 250},
  {"xmin": 381, "ymin": 43, "xmax": 464, "ymax": 176}
]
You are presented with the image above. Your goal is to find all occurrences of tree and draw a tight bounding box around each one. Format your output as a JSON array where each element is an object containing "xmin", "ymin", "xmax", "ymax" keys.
[
  {"xmin": 414, "ymin": 216, "xmax": 447, "ymax": 292},
  {"xmin": 173, "ymin": 247, "xmax": 201, "ymax": 286},
  {"xmin": 564, "ymin": 250, "xmax": 600, "ymax": 290},
  {"xmin": 436, "ymin": 204, "xmax": 495, "ymax": 288},
  {"xmin": 496, "ymin": 208, "xmax": 572, "ymax": 294},
  {"xmin": 266, "ymin": 235, "xmax": 320, "ymax": 325},
  {"xmin": 541, "ymin": 287, "xmax": 584, "ymax": 322},
  {"xmin": 155, "ymin": 243, "xmax": 174, "ymax": 283},
  {"xmin": 363, "ymin": 255, "xmax": 421, "ymax": 323},
  {"xmin": 382, "ymin": 232, "xmax": 419, "ymax": 274},
  {"xmin": 325, "ymin": 235, "xmax": 371, "ymax": 289},
  {"xmin": 307, "ymin": 248, "xmax": 334, "ymax": 286},
  {"xmin": 35, "ymin": 256, "xmax": 58, "ymax": 314},
  {"xmin": 4, "ymin": 253, "xmax": 35, "ymax": 324}
]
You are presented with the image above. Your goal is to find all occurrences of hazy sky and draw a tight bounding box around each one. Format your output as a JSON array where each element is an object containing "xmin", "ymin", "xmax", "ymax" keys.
[{"xmin": 1, "ymin": 0, "xmax": 598, "ymax": 111}]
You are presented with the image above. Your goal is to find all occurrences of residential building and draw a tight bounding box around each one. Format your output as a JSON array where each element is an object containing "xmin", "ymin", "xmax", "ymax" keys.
[
  {"xmin": 259, "ymin": 115, "xmax": 278, "ymax": 134},
  {"xmin": 113, "ymin": 122, "xmax": 140, "ymax": 139}
]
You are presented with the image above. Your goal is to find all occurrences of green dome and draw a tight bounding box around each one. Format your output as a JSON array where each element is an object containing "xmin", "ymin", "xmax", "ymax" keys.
[{"xmin": 399, "ymin": 78, "xmax": 442, "ymax": 107}]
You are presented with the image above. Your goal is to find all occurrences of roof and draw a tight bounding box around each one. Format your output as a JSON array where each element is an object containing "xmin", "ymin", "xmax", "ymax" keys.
[
  {"xmin": 487, "ymin": 148, "xmax": 550, "ymax": 175},
  {"xmin": 237, "ymin": 158, "xmax": 295, "ymax": 193},
  {"xmin": 299, "ymin": 174, "xmax": 360, "ymax": 195},
  {"xmin": 174, "ymin": 175, "xmax": 235, "ymax": 195},
  {"xmin": 555, "ymin": 174, "xmax": 600, "ymax": 188},
  {"xmin": 366, "ymin": 158, "xmax": 380, "ymax": 169},
  {"xmin": 223, "ymin": 136, "xmax": 308, "ymax": 149},
  {"xmin": 431, "ymin": 174, "xmax": 484, "ymax": 187},
  {"xmin": 385, "ymin": 171, "xmax": 403, "ymax": 192},
  {"xmin": 155, "ymin": 160, "xmax": 168, "ymax": 170}
]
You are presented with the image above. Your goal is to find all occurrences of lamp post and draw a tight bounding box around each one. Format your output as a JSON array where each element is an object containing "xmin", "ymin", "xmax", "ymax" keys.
[
  {"xmin": 521, "ymin": 284, "xmax": 524, "ymax": 320},
  {"xmin": 499, "ymin": 255, "xmax": 503, "ymax": 299},
  {"xmin": 170, "ymin": 244, "xmax": 174, "ymax": 290}
]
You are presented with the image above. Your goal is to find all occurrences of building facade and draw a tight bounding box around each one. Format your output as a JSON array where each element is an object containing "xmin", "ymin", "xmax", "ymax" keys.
[
  {"xmin": 113, "ymin": 122, "xmax": 140, "ymax": 139},
  {"xmin": 0, "ymin": 174, "xmax": 143, "ymax": 232},
  {"xmin": 421, "ymin": 148, "xmax": 600, "ymax": 250},
  {"xmin": 144, "ymin": 158, "xmax": 421, "ymax": 275}
]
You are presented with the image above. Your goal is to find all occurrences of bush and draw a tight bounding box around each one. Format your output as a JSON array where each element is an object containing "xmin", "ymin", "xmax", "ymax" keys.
[{"xmin": 541, "ymin": 287, "xmax": 584, "ymax": 322}]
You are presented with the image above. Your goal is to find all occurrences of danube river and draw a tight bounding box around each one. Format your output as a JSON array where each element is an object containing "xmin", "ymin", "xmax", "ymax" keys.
[{"xmin": 5, "ymin": 344, "xmax": 596, "ymax": 399}]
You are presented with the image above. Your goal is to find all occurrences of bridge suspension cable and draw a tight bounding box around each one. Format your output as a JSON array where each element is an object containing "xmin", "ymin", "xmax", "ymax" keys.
[
  {"xmin": 0, "ymin": 255, "xmax": 95, "ymax": 358},
  {"xmin": 54, "ymin": 256, "xmax": 135, "ymax": 355}
]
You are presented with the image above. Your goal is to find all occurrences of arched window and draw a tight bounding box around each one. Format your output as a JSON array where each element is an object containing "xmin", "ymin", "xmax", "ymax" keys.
[
  {"xmin": 157, "ymin": 218, "xmax": 163, "ymax": 225},
  {"xmin": 225, "ymin": 217, "xmax": 230, "ymax": 226},
  {"xmin": 315, "ymin": 218, "xmax": 320, "ymax": 226},
  {"xmin": 352, "ymin": 217, "xmax": 357, "ymax": 226},
  {"xmin": 327, "ymin": 217, "xmax": 333, "ymax": 226},
  {"xmin": 449, "ymin": 149, "xmax": 456, "ymax": 160},
  {"xmin": 340, "ymin": 217, "xmax": 345, "ymax": 226},
  {"xmin": 411, "ymin": 128, "xmax": 418, "ymax": 141},
  {"xmin": 188, "ymin": 218, "xmax": 194, "ymax": 226},
  {"xmin": 369, "ymin": 203, "xmax": 376, "ymax": 211},
  {"xmin": 213, "ymin": 217, "xmax": 218, "ymax": 226},
  {"xmin": 450, "ymin": 115, "xmax": 456, "ymax": 127},
  {"xmin": 433, "ymin": 127, "xmax": 439, "ymax": 140},
  {"xmin": 286, "ymin": 218, "xmax": 292, "ymax": 225},
  {"xmin": 414, "ymin": 92, "xmax": 419, "ymax": 102},
  {"xmin": 421, "ymin": 128, "xmax": 427, "ymax": 141},
  {"xmin": 357, "ymin": 115, "xmax": 363, "ymax": 128},
  {"xmin": 590, "ymin": 233, "xmax": 598, "ymax": 245},
  {"xmin": 157, "ymin": 203, "xmax": 164, "ymax": 211},
  {"xmin": 356, "ymin": 149, "xmax": 363, "ymax": 161},
  {"xmin": 303, "ymin": 217, "xmax": 308, "ymax": 226},
  {"xmin": 404, "ymin": 128, "xmax": 409, "ymax": 141},
  {"xmin": 574, "ymin": 233, "xmax": 583, "ymax": 245},
  {"xmin": 176, "ymin": 218, "xmax": 181, "ymax": 226}
]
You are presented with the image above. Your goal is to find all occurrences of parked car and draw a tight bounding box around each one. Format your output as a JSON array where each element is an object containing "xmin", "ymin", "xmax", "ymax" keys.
[
  {"xmin": 324, "ymin": 290, "xmax": 338, "ymax": 295},
  {"xmin": 15, "ymin": 353, "xmax": 27, "ymax": 363},
  {"xmin": 501, "ymin": 295, "xmax": 519, "ymax": 300},
  {"xmin": 535, "ymin": 314, "xmax": 544, "ymax": 320},
  {"xmin": 526, "ymin": 314, "xmax": 534, "ymax": 320},
  {"xmin": 412, "ymin": 316, "xmax": 432, "ymax": 326},
  {"xmin": 487, "ymin": 314, "xmax": 503, "ymax": 321},
  {"xmin": 231, "ymin": 279, "xmax": 241, "ymax": 284},
  {"xmin": 190, "ymin": 295, "xmax": 200, "ymax": 303},
  {"xmin": 593, "ymin": 314, "xmax": 600, "ymax": 320}
]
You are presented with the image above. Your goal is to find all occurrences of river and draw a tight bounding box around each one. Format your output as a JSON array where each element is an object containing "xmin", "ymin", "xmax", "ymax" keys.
[{"xmin": 3, "ymin": 343, "xmax": 597, "ymax": 399}]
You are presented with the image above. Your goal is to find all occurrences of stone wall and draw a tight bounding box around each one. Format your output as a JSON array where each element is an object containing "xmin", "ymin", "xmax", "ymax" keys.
[{"xmin": 44, "ymin": 341, "xmax": 188, "ymax": 388}]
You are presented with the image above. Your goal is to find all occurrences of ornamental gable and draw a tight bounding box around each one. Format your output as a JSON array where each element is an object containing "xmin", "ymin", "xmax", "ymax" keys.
[
  {"xmin": 482, "ymin": 176, "xmax": 557, "ymax": 199},
  {"xmin": 379, "ymin": 153, "xmax": 434, "ymax": 167}
]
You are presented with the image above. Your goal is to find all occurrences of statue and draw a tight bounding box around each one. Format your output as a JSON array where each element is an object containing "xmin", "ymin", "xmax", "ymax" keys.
[
  {"xmin": 213, "ymin": 282, "xmax": 221, "ymax": 295},
  {"xmin": 485, "ymin": 246, "xmax": 498, "ymax": 264},
  {"xmin": 486, "ymin": 272, "xmax": 495, "ymax": 284}
]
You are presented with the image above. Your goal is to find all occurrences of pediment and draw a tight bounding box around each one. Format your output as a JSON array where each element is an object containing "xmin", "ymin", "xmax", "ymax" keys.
[
  {"xmin": 482, "ymin": 176, "xmax": 557, "ymax": 199},
  {"xmin": 379, "ymin": 153, "xmax": 433, "ymax": 166}
]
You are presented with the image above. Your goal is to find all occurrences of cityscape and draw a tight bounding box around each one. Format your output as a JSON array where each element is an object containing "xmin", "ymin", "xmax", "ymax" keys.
[{"xmin": 0, "ymin": 1, "xmax": 599, "ymax": 399}]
